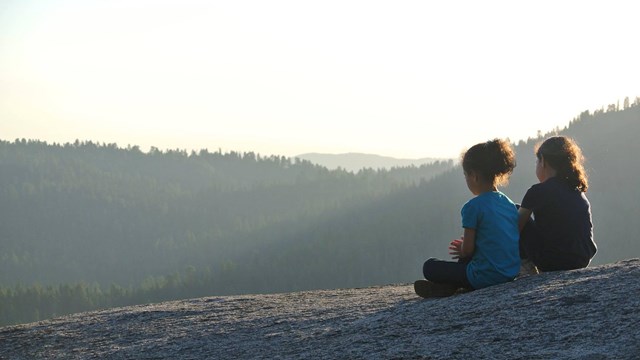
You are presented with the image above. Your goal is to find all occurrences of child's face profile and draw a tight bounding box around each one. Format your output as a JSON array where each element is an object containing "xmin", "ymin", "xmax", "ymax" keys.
[
  {"xmin": 536, "ymin": 156, "xmax": 555, "ymax": 183},
  {"xmin": 535, "ymin": 157, "xmax": 544, "ymax": 182}
]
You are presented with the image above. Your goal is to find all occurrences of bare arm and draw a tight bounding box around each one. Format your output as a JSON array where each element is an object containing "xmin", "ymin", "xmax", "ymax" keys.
[
  {"xmin": 460, "ymin": 227, "xmax": 476, "ymax": 259},
  {"xmin": 448, "ymin": 228, "xmax": 476, "ymax": 259},
  {"xmin": 518, "ymin": 207, "xmax": 533, "ymax": 232}
]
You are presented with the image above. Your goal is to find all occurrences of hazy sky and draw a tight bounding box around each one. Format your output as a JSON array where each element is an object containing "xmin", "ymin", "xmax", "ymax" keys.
[{"xmin": 1, "ymin": 1, "xmax": 639, "ymax": 159}]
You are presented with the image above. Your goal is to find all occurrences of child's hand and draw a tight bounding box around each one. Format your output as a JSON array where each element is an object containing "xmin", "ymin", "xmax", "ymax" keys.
[{"xmin": 448, "ymin": 237, "xmax": 463, "ymax": 259}]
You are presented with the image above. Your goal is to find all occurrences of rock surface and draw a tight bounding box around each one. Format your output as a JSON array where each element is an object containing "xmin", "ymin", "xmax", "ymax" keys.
[{"xmin": 1, "ymin": 259, "xmax": 639, "ymax": 359}]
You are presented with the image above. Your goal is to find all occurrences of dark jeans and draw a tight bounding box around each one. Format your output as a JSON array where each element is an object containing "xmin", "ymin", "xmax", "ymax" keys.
[{"xmin": 423, "ymin": 257, "xmax": 473, "ymax": 289}]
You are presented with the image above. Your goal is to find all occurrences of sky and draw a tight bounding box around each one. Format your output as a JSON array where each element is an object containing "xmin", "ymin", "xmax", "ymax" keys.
[{"xmin": 1, "ymin": 0, "xmax": 639, "ymax": 159}]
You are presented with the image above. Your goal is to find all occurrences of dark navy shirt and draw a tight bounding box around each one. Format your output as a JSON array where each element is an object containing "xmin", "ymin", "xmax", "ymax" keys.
[{"xmin": 521, "ymin": 177, "xmax": 596, "ymax": 265}]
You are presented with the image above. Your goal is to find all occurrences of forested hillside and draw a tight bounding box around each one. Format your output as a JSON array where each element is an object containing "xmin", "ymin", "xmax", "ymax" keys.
[
  {"xmin": 1, "ymin": 97, "xmax": 639, "ymax": 326},
  {"xmin": 0, "ymin": 140, "xmax": 456, "ymax": 325},
  {"xmin": 0, "ymin": 141, "xmax": 454, "ymax": 286}
]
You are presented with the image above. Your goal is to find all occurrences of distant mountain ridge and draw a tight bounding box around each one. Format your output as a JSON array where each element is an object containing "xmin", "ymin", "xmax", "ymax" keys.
[{"xmin": 295, "ymin": 152, "xmax": 448, "ymax": 172}]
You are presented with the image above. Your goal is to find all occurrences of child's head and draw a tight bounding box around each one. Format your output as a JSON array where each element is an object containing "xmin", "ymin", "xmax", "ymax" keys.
[
  {"xmin": 461, "ymin": 138, "xmax": 516, "ymax": 187},
  {"xmin": 535, "ymin": 136, "xmax": 588, "ymax": 192}
]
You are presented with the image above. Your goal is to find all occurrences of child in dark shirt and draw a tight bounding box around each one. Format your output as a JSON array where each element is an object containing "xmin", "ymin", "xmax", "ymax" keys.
[{"xmin": 519, "ymin": 136, "xmax": 597, "ymax": 273}]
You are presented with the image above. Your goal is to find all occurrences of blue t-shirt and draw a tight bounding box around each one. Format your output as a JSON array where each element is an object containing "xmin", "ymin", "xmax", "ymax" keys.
[{"xmin": 462, "ymin": 191, "xmax": 520, "ymax": 289}]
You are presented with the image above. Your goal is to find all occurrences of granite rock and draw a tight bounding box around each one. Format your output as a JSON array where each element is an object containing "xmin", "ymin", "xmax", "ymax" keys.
[{"xmin": 1, "ymin": 259, "xmax": 639, "ymax": 359}]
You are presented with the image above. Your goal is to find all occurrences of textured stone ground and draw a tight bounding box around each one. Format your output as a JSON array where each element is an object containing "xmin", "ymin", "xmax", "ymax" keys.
[{"xmin": 1, "ymin": 259, "xmax": 639, "ymax": 359}]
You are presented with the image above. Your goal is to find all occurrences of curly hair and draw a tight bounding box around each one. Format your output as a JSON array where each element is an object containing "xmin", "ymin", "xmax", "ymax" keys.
[
  {"xmin": 536, "ymin": 136, "xmax": 588, "ymax": 192},
  {"xmin": 461, "ymin": 138, "xmax": 516, "ymax": 187}
]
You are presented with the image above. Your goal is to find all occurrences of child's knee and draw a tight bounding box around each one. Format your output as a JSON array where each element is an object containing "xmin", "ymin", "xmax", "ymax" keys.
[{"xmin": 423, "ymin": 258, "xmax": 438, "ymax": 277}]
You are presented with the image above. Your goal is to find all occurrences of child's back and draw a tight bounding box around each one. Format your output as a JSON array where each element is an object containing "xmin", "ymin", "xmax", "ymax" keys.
[
  {"xmin": 518, "ymin": 136, "xmax": 597, "ymax": 271},
  {"xmin": 415, "ymin": 138, "xmax": 519, "ymax": 298}
]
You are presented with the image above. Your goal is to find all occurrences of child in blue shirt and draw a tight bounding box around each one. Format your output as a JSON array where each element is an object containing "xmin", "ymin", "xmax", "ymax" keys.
[{"xmin": 415, "ymin": 139, "xmax": 520, "ymax": 298}]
